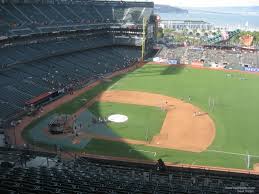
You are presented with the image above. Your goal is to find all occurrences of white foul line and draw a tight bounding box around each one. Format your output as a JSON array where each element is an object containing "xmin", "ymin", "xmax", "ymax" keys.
[
  {"xmin": 129, "ymin": 149, "xmax": 157, "ymax": 157},
  {"xmin": 206, "ymin": 149, "xmax": 259, "ymax": 158},
  {"xmin": 109, "ymin": 82, "xmax": 118, "ymax": 90}
]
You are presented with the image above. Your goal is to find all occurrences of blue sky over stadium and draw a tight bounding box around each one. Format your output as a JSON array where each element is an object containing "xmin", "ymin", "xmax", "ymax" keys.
[{"xmin": 153, "ymin": 0, "xmax": 259, "ymax": 7}]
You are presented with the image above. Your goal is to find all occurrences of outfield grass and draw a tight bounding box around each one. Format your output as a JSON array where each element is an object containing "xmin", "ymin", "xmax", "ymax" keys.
[
  {"xmin": 88, "ymin": 102, "xmax": 166, "ymax": 141},
  {"xmin": 110, "ymin": 64, "xmax": 259, "ymax": 156},
  {"xmin": 23, "ymin": 64, "xmax": 259, "ymax": 169}
]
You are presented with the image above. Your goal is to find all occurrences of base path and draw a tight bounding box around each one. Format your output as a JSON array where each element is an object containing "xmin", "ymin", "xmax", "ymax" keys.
[
  {"xmin": 96, "ymin": 90, "xmax": 216, "ymax": 152},
  {"xmin": 254, "ymin": 163, "xmax": 259, "ymax": 172}
]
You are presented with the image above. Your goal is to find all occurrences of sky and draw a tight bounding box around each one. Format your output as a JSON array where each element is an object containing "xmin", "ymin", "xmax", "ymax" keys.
[{"xmin": 153, "ymin": 0, "xmax": 259, "ymax": 7}]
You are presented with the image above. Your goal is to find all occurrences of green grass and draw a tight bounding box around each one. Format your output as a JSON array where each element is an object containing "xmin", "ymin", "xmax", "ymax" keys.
[
  {"xmin": 83, "ymin": 139, "xmax": 259, "ymax": 169},
  {"xmin": 88, "ymin": 102, "xmax": 166, "ymax": 141},
  {"xmin": 54, "ymin": 76, "xmax": 123, "ymax": 114},
  {"xmin": 24, "ymin": 64, "xmax": 259, "ymax": 169},
  {"xmin": 110, "ymin": 64, "xmax": 259, "ymax": 156},
  {"xmin": 22, "ymin": 75, "xmax": 124, "ymax": 146}
]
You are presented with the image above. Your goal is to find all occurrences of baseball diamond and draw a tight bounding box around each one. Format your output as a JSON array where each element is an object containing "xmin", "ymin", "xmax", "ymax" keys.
[
  {"xmin": 19, "ymin": 63, "xmax": 259, "ymax": 171},
  {"xmin": 1, "ymin": 1, "xmax": 259, "ymax": 193}
]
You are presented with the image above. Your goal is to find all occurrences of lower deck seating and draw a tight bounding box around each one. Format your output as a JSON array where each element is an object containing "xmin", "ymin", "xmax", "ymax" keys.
[{"xmin": 0, "ymin": 148, "xmax": 258, "ymax": 194}]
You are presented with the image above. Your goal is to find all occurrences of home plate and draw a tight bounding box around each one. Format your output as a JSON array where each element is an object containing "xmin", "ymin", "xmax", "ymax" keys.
[{"xmin": 108, "ymin": 114, "xmax": 128, "ymax": 123}]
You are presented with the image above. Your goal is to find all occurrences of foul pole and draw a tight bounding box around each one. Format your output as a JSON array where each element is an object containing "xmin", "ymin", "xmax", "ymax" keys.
[
  {"xmin": 141, "ymin": 17, "xmax": 146, "ymax": 61},
  {"xmin": 246, "ymin": 151, "xmax": 251, "ymax": 169}
]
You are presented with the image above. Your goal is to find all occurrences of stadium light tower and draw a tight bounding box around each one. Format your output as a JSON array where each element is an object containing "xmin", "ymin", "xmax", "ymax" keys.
[
  {"xmin": 142, "ymin": 17, "xmax": 147, "ymax": 61},
  {"xmin": 257, "ymin": 50, "xmax": 259, "ymax": 67}
]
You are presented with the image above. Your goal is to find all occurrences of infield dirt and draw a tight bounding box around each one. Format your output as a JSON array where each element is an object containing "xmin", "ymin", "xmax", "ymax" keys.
[{"xmin": 95, "ymin": 90, "xmax": 216, "ymax": 152}]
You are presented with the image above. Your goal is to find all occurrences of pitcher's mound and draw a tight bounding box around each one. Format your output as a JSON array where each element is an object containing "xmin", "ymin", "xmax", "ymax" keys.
[{"xmin": 108, "ymin": 114, "xmax": 128, "ymax": 123}]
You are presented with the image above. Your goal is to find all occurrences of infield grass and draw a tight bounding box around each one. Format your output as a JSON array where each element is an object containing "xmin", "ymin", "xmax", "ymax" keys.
[
  {"xmin": 110, "ymin": 64, "xmax": 259, "ymax": 156},
  {"xmin": 23, "ymin": 63, "xmax": 259, "ymax": 169},
  {"xmin": 88, "ymin": 102, "xmax": 166, "ymax": 141}
]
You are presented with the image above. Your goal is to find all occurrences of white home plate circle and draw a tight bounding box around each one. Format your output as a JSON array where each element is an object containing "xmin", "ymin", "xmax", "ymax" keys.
[{"xmin": 108, "ymin": 114, "xmax": 128, "ymax": 123}]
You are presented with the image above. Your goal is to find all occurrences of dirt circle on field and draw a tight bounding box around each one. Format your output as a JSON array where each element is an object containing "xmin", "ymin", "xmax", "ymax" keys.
[{"xmin": 96, "ymin": 90, "xmax": 216, "ymax": 152}]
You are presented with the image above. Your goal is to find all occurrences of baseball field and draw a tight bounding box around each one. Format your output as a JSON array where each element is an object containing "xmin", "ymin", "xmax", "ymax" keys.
[{"xmin": 22, "ymin": 63, "xmax": 259, "ymax": 170}]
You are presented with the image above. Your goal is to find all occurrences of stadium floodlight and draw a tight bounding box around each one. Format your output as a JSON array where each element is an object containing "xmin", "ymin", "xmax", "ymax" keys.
[{"xmin": 141, "ymin": 17, "xmax": 147, "ymax": 61}]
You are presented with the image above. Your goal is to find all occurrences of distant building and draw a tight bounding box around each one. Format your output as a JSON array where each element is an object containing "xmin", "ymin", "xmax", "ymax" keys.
[{"xmin": 160, "ymin": 20, "xmax": 213, "ymax": 30}]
